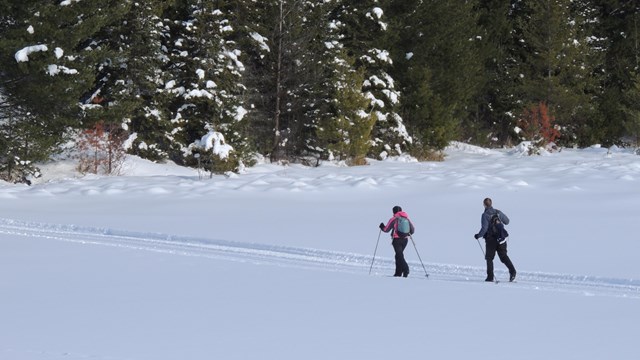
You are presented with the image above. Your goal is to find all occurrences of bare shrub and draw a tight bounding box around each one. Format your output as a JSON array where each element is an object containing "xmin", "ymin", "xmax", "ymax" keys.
[{"xmin": 77, "ymin": 121, "xmax": 127, "ymax": 175}]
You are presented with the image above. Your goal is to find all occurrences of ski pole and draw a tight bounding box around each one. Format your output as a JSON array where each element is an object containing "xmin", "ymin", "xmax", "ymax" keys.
[
  {"xmin": 409, "ymin": 235, "xmax": 429, "ymax": 278},
  {"xmin": 369, "ymin": 229, "xmax": 382, "ymax": 275},
  {"xmin": 476, "ymin": 237, "xmax": 486, "ymax": 257}
]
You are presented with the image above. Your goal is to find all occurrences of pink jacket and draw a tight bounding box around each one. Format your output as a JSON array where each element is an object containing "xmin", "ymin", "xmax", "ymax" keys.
[{"xmin": 382, "ymin": 211, "xmax": 415, "ymax": 239}]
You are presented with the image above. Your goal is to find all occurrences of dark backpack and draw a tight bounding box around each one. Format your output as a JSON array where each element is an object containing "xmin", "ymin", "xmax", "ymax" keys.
[
  {"xmin": 490, "ymin": 214, "xmax": 509, "ymax": 241},
  {"xmin": 396, "ymin": 216, "xmax": 412, "ymax": 237}
]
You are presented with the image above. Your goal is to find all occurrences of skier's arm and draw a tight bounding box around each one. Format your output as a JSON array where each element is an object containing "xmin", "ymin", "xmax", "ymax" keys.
[
  {"xmin": 477, "ymin": 213, "xmax": 490, "ymax": 238},
  {"xmin": 382, "ymin": 218, "xmax": 396, "ymax": 233},
  {"xmin": 498, "ymin": 210, "xmax": 510, "ymax": 225}
]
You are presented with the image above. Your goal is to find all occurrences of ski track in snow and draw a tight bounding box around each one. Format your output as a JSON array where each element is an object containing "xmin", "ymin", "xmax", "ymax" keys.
[{"xmin": 2, "ymin": 217, "xmax": 639, "ymax": 300}]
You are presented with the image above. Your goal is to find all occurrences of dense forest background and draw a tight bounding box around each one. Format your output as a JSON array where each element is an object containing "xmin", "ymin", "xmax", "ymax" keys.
[{"xmin": 1, "ymin": 0, "xmax": 639, "ymax": 182}]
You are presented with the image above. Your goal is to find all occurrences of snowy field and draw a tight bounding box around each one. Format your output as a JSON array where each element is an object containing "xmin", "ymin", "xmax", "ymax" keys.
[{"xmin": 1, "ymin": 142, "xmax": 639, "ymax": 360}]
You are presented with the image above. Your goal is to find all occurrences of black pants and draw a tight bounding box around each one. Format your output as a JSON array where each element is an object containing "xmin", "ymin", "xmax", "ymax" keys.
[
  {"xmin": 485, "ymin": 237, "xmax": 516, "ymax": 279},
  {"xmin": 392, "ymin": 237, "xmax": 410, "ymax": 277}
]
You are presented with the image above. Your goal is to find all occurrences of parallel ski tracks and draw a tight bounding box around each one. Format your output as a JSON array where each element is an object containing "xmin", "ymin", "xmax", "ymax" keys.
[{"xmin": 1, "ymin": 218, "xmax": 638, "ymax": 299}]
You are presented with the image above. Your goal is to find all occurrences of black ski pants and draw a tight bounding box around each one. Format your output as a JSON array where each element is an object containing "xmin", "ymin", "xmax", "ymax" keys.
[
  {"xmin": 392, "ymin": 237, "xmax": 410, "ymax": 277},
  {"xmin": 485, "ymin": 236, "xmax": 516, "ymax": 279}
]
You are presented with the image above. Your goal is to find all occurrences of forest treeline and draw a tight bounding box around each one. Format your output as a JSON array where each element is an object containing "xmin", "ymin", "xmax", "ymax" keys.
[{"xmin": 1, "ymin": 0, "xmax": 639, "ymax": 182}]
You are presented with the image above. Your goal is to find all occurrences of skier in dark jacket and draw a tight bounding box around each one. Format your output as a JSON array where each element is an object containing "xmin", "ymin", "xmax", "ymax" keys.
[
  {"xmin": 474, "ymin": 198, "xmax": 517, "ymax": 282},
  {"xmin": 379, "ymin": 206, "xmax": 415, "ymax": 277}
]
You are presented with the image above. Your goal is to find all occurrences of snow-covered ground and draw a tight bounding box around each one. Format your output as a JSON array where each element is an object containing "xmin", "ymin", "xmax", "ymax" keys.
[{"xmin": 1, "ymin": 142, "xmax": 639, "ymax": 359}]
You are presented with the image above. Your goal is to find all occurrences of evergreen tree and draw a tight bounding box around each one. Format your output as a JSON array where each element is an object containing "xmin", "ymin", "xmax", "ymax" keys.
[
  {"xmin": 0, "ymin": 111, "xmax": 58, "ymax": 182},
  {"xmin": 386, "ymin": 0, "xmax": 483, "ymax": 151},
  {"xmin": 510, "ymin": 0, "xmax": 602, "ymax": 146},
  {"xmin": 267, "ymin": 0, "xmax": 330, "ymax": 161},
  {"xmin": 1, "ymin": 0, "xmax": 125, "ymax": 123},
  {"xmin": 230, "ymin": 0, "xmax": 276, "ymax": 158},
  {"xmin": 237, "ymin": 0, "xmax": 372, "ymax": 163},
  {"xmin": 315, "ymin": 62, "xmax": 377, "ymax": 165},
  {"xmin": 159, "ymin": 0, "xmax": 250, "ymax": 171},
  {"xmin": 622, "ymin": 71, "xmax": 640, "ymax": 147},
  {"xmin": 88, "ymin": 0, "xmax": 175, "ymax": 161},
  {"xmin": 591, "ymin": 0, "xmax": 640, "ymax": 146},
  {"xmin": 0, "ymin": 0, "xmax": 129, "ymax": 181},
  {"xmin": 332, "ymin": 1, "xmax": 411, "ymax": 159},
  {"xmin": 276, "ymin": 0, "xmax": 375, "ymax": 164},
  {"xmin": 473, "ymin": 0, "xmax": 520, "ymax": 145}
]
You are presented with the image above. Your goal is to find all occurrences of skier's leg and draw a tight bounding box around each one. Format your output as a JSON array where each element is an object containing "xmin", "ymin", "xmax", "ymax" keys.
[
  {"xmin": 399, "ymin": 238, "xmax": 409, "ymax": 277},
  {"xmin": 497, "ymin": 242, "xmax": 516, "ymax": 279},
  {"xmin": 392, "ymin": 239, "xmax": 403, "ymax": 276},
  {"xmin": 484, "ymin": 238, "xmax": 497, "ymax": 281}
]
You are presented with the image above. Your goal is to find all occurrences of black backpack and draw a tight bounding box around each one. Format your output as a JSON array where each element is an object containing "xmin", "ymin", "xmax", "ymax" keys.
[{"xmin": 490, "ymin": 214, "xmax": 509, "ymax": 241}]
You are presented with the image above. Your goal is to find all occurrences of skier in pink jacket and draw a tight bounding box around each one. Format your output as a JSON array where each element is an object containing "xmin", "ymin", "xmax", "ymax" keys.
[{"xmin": 379, "ymin": 206, "xmax": 415, "ymax": 277}]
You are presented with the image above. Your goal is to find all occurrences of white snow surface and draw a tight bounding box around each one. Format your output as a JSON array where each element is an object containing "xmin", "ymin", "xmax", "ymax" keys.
[{"xmin": 1, "ymin": 142, "xmax": 639, "ymax": 359}]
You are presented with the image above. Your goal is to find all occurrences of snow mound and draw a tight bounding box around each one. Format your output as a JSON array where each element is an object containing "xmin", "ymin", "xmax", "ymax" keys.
[{"xmin": 445, "ymin": 141, "xmax": 493, "ymax": 155}]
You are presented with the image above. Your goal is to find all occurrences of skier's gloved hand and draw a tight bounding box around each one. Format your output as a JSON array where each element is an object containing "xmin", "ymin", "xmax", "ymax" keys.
[
  {"xmin": 474, "ymin": 234, "xmax": 480, "ymax": 239},
  {"xmin": 379, "ymin": 222, "xmax": 385, "ymax": 230}
]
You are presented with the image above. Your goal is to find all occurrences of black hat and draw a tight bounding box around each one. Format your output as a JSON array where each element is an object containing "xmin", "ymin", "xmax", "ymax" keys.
[{"xmin": 392, "ymin": 205, "xmax": 402, "ymax": 214}]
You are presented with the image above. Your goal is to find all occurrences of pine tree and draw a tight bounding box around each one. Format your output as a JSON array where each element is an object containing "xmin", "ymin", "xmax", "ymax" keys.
[
  {"xmin": 623, "ymin": 71, "xmax": 640, "ymax": 147},
  {"xmin": 1, "ymin": 0, "xmax": 126, "ymax": 123},
  {"xmin": 473, "ymin": 0, "xmax": 520, "ymax": 145},
  {"xmin": 159, "ymin": 0, "xmax": 250, "ymax": 172},
  {"xmin": 88, "ymin": 0, "xmax": 175, "ymax": 161},
  {"xmin": 316, "ymin": 64, "xmax": 376, "ymax": 165},
  {"xmin": 237, "ymin": 0, "xmax": 370, "ymax": 163},
  {"xmin": 0, "ymin": 112, "xmax": 59, "ymax": 182},
  {"xmin": 386, "ymin": 0, "xmax": 483, "ymax": 151},
  {"xmin": 510, "ymin": 0, "xmax": 602, "ymax": 146},
  {"xmin": 333, "ymin": 1, "xmax": 411, "ymax": 158},
  {"xmin": 267, "ymin": 0, "xmax": 327, "ymax": 161},
  {"xmin": 271, "ymin": 0, "xmax": 374, "ymax": 165},
  {"xmin": 313, "ymin": 44, "xmax": 377, "ymax": 164},
  {"xmin": 230, "ymin": 0, "xmax": 276, "ymax": 158},
  {"xmin": 0, "ymin": 0, "xmax": 129, "ymax": 181},
  {"xmin": 590, "ymin": 0, "xmax": 640, "ymax": 146}
]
